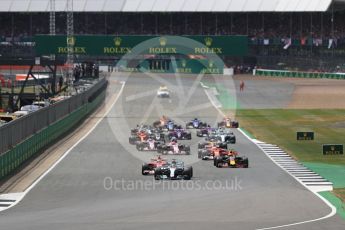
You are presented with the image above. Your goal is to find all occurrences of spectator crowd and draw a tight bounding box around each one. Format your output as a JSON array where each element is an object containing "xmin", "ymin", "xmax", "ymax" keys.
[{"xmin": 1, "ymin": 11, "xmax": 345, "ymax": 48}]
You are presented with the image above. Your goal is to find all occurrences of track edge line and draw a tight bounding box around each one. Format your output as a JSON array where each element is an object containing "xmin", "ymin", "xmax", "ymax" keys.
[
  {"xmin": 237, "ymin": 128, "xmax": 337, "ymax": 230},
  {"xmin": 0, "ymin": 81, "xmax": 126, "ymax": 213}
]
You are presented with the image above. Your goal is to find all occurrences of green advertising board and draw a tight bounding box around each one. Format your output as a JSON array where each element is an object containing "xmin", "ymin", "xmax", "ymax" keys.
[
  {"xmin": 323, "ymin": 144, "xmax": 343, "ymax": 155},
  {"xmin": 255, "ymin": 69, "xmax": 345, "ymax": 80},
  {"xmin": 35, "ymin": 35, "xmax": 248, "ymax": 56},
  {"xmin": 296, "ymin": 132, "xmax": 314, "ymax": 140}
]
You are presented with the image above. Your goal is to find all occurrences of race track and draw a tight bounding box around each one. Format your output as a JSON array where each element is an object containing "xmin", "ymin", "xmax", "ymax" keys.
[{"xmin": 0, "ymin": 73, "xmax": 343, "ymax": 230}]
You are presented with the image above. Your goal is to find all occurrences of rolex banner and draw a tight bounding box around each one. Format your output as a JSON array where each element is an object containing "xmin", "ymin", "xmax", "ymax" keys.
[
  {"xmin": 296, "ymin": 132, "xmax": 314, "ymax": 140},
  {"xmin": 35, "ymin": 35, "xmax": 248, "ymax": 56},
  {"xmin": 323, "ymin": 144, "xmax": 343, "ymax": 155}
]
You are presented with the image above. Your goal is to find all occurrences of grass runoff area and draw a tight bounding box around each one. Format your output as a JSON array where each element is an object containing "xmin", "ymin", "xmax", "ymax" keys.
[{"xmin": 233, "ymin": 109, "xmax": 345, "ymax": 218}]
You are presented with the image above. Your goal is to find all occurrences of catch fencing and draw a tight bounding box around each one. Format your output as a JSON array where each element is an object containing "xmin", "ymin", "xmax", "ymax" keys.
[
  {"xmin": 0, "ymin": 78, "xmax": 107, "ymax": 155},
  {"xmin": 0, "ymin": 89, "xmax": 106, "ymax": 180}
]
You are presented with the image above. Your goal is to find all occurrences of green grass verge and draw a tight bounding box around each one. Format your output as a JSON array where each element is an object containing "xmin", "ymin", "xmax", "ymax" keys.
[
  {"xmin": 201, "ymin": 82, "xmax": 239, "ymax": 110},
  {"xmin": 303, "ymin": 163, "xmax": 345, "ymax": 188},
  {"xmin": 214, "ymin": 85, "xmax": 239, "ymax": 110},
  {"xmin": 233, "ymin": 109, "xmax": 345, "ymax": 165},
  {"xmin": 319, "ymin": 191, "xmax": 345, "ymax": 220},
  {"xmin": 232, "ymin": 109, "xmax": 345, "ymax": 219}
]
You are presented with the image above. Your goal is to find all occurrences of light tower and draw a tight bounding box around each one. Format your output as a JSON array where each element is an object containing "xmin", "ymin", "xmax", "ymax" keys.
[
  {"xmin": 66, "ymin": 0, "xmax": 74, "ymax": 91},
  {"xmin": 49, "ymin": 0, "xmax": 55, "ymax": 35},
  {"xmin": 49, "ymin": 0, "xmax": 56, "ymax": 94}
]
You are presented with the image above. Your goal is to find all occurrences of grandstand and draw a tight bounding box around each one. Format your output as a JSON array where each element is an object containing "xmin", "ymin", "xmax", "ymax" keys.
[{"xmin": 0, "ymin": 0, "xmax": 345, "ymax": 70}]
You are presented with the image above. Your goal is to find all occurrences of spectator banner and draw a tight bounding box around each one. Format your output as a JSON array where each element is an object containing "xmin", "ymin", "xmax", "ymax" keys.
[
  {"xmin": 254, "ymin": 69, "xmax": 345, "ymax": 80},
  {"xmin": 35, "ymin": 35, "xmax": 248, "ymax": 56}
]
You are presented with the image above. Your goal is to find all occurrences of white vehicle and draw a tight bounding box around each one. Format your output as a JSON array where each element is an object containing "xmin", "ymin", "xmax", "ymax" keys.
[
  {"xmin": 157, "ymin": 86, "xmax": 170, "ymax": 98},
  {"xmin": 32, "ymin": 101, "xmax": 50, "ymax": 108},
  {"xmin": 50, "ymin": 96, "xmax": 70, "ymax": 104},
  {"xmin": 0, "ymin": 120, "xmax": 6, "ymax": 126},
  {"xmin": 21, "ymin": 104, "xmax": 41, "ymax": 113},
  {"xmin": 14, "ymin": 104, "xmax": 41, "ymax": 117},
  {"xmin": 13, "ymin": 110, "xmax": 29, "ymax": 117}
]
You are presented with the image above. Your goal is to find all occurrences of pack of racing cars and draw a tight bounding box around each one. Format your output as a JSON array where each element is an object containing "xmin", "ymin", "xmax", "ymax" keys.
[
  {"xmin": 129, "ymin": 118, "xmax": 191, "ymax": 155},
  {"xmin": 129, "ymin": 116, "xmax": 247, "ymax": 179}
]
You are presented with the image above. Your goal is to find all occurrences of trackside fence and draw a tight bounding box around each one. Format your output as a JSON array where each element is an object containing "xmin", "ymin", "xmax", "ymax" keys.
[
  {"xmin": 254, "ymin": 69, "xmax": 345, "ymax": 79},
  {"xmin": 0, "ymin": 80, "xmax": 107, "ymax": 180},
  {"xmin": 0, "ymin": 78, "xmax": 107, "ymax": 154}
]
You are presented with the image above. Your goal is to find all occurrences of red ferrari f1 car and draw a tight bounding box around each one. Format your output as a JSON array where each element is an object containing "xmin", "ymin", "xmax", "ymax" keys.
[{"xmin": 142, "ymin": 156, "xmax": 167, "ymax": 175}]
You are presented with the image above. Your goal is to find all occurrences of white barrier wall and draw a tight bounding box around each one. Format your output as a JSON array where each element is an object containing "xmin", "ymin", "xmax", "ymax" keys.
[{"xmin": 223, "ymin": 68, "xmax": 234, "ymax": 76}]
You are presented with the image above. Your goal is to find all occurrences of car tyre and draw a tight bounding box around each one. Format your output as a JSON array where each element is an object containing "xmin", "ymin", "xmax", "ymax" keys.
[
  {"xmin": 183, "ymin": 166, "xmax": 193, "ymax": 180},
  {"xmin": 142, "ymin": 164, "xmax": 149, "ymax": 175}
]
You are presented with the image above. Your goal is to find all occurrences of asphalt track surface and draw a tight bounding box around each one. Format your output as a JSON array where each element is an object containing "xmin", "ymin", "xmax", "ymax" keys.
[{"xmin": 0, "ymin": 73, "xmax": 344, "ymax": 230}]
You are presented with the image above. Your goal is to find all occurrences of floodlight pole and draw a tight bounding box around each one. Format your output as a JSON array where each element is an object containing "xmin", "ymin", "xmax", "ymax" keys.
[
  {"xmin": 66, "ymin": 0, "xmax": 74, "ymax": 93},
  {"xmin": 49, "ymin": 0, "xmax": 56, "ymax": 94},
  {"xmin": 331, "ymin": 3, "xmax": 334, "ymax": 56},
  {"xmin": 215, "ymin": 14, "xmax": 218, "ymax": 35},
  {"xmin": 49, "ymin": 0, "xmax": 56, "ymax": 35},
  {"xmin": 200, "ymin": 14, "xmax": 203, "ymax": 34}
]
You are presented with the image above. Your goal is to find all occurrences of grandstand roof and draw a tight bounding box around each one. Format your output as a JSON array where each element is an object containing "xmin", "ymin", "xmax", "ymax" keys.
[{"xmin": 0, "ymin": 0, "xmax": 334, "ymax": 12}]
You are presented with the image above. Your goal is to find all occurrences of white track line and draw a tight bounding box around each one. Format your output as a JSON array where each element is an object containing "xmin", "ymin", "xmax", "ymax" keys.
[
  {"xmin": 0, "ymin": 81, "xmax": 126, "ymax": 212},
  {"xmin": 238, "ymin": 127, "xmax": 336, "ymax": 230},
  {"xmin": 203, "ymin": 86, "xmax": 337, "ymax": 229}
]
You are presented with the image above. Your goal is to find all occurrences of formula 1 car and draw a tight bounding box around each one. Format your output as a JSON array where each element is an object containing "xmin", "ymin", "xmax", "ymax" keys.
[
  {"xmin": 168, "ymin": 129, "xmax": 192, "ymax": 140},
  {"xmin": 153, "ymin": 116, "xmax": 170, "ymax": 128},
  {"xmin": 130, "ymin": 124, "xmax": 152, "ymax": 135},
  {"xmin": 129, "ymin": 130, "xmax": 149, "ymax": 145},
  {"xmin": 186, "ymin": 118, "xmax": 209, "ymax": 129},
  {"xmin": 198, "ymin": 139, "xmax": 228, "ymax": 150},
  {"xmin": 217, "ymin": 117, "xmax": 239, "ymax": 128},
  {"xmin": 154, "ymin": 160, "xmax": 193, "ymax": 180},
  {"xmin": 153, "ymin": 118, "xmax": 181, "ymax": 132},
  {"xmin": 130, "ymin": 125, "xmax": 164, "ymax": 139},
  {"xmin": 157, "ymin": 85, "xmax": 170, "ymax": 98},
  {"xmin": 198, "ymin": 146, "xmax": 230, "ymax": 160},
  {"xmin": 165, "ymin": 120, "xmax": 182, "ymax": 131},
  {"xmin": 211, "ymin": 130, "xmax": 236, "ymax": 144},
  {"xmin": 150, "ymin": 132, "xmax": 166, "ymax": 142},
  {"xmin": 196, "ymin": 127, "xmax": 215, "ymax": 137},
  {"xmin": 142, "ymin": 156, "xmax": 167, "ymax": 175},
  {"xmin": 213, "ymin": 155, "xmax": 248, "ymax": 168},
  {"xmin": 136, "ymin": 139, "xmax": 164, "ymax": 151},
  {"xmin": 157, "ymin": 142, "xmax": 191, "ymax": 155}
]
